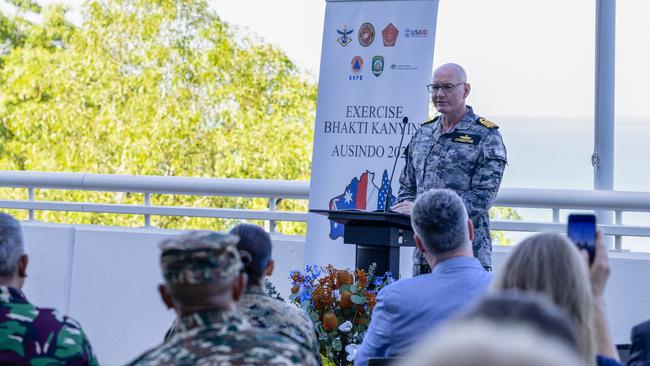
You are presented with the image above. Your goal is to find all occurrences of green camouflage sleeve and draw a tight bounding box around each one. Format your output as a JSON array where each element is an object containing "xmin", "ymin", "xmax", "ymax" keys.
[
  {"xmin": 460, "ymin": 131, "xmax": 507, "ymax": 218},
  {"xmin": 397, "ymin": 144, "xmax": 417, "ymax": 202},
  {"xmin": 58, "ymin": 317, "xmax": 99, "ymax": 366}
]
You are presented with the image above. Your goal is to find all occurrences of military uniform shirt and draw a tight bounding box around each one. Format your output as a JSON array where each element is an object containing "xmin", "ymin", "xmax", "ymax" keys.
[
  {"xmin": 397, "ymin": 105, "xmax": 507, "ymax": 269},
  {"xmin": 0, "ymin": 286, "xmax": 98, "ymax": 365},
  {"xmin": 129, "ymin": 309, "xmax": 319, "ymax": 366},
  {"xmin": 239, "ymin": 284, "xmax": 322, "ymax": 365}
]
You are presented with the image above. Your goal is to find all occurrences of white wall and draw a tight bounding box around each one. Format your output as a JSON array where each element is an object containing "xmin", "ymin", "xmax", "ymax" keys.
[{"xmin": 19, "ymin": 222, "xmax": 650, "ymax": 364}]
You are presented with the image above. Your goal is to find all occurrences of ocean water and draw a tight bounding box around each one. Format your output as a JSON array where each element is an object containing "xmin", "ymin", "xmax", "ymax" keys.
[{"xmin": 494, "ymin": 116, "xmax": 650, "ymax": 251}]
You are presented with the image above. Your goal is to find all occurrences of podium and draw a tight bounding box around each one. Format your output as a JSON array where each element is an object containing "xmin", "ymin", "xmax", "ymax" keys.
[{"xmin": 310, "ymin": 209, "xmax": 415, "ymax": 276}]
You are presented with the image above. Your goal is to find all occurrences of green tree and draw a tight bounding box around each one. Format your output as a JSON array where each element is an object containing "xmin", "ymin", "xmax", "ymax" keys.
[
  {"xmin": 490, "ymin": 207, "xmax": 523, "ymax": 245},
  {"xmin": 0, "ymin": 0, "xmax": 316, "ymax": 233}
]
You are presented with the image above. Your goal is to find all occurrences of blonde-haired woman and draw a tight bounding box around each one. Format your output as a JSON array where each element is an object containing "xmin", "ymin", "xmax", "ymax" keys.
[{"xmin": 492, "ymin": 232, "xmax": 621, "ymax": 366}]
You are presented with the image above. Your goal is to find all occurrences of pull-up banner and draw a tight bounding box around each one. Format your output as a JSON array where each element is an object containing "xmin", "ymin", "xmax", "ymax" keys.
[{"xmin": 306, "ymin": 0, "xmax": 439, "ymax": 277}]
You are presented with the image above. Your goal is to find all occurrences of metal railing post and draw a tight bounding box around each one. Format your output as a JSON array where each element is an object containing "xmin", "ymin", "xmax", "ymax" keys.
[
  {"xmin": 594, "ymin": 0, "xmax": 616, "ymax": 250},
  {"xmin": 144, "ymin": 192, "xmax": 151, "ymax": 227},
  {"xmin": 268, "ymin": 197, "xmax": 277, "ymax": 233},
  {"xmin": 615, "ymin": 210, "xmax": 623, "ymax": 250},
  {"xmin": 28, "ymin": 188, "xmax": 35, "ymax": 221},
  {"xmin": 552, "ymin": 208, "xmax": 560, "ymax": 223}
]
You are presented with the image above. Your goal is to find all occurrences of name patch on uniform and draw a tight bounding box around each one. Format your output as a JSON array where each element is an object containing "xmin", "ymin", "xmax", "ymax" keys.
[{"xmin": 450, "ymin": 133, "xmax": 481, "ymax": 145}]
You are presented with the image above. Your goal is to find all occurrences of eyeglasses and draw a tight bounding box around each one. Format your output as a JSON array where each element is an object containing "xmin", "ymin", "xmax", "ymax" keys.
[{"xmin": 427, "ymin": 82, "xmax": 465, "ymax": 94}]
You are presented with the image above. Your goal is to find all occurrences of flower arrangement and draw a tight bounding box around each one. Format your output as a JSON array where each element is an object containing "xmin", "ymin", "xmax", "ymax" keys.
[
  {"xmin": 264, "ymin": 278, "xmax": 285, "ymax": 302},
  {"xmin": 289, "ymin": 264, "xmax": 395, "ymax": 366}
]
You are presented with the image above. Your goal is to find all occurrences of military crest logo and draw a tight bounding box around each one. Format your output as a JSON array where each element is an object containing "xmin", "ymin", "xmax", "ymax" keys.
[
  {"xmin": 372, "ymin": 56, "xmax": 384, "ymax": 77},
  {"xmin": 350, "ymin": 55, "xmax": 364, "ymax": 80},
  {"xmin": 358, "ymin": 22, "xmax": 375, "ymax": 47},
  {"xmin": 337, "ymin": 26, "xmax": 353, "ymax": 47},
  {"xmin": 382, "ymin": 23, "xmax": 399, "ymax": 46}
]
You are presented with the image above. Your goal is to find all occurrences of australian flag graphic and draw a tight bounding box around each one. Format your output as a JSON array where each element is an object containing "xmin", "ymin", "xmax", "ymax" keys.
[{"xmin": 328, "ymin": 169, "xmax": 397, "ymax": 240}]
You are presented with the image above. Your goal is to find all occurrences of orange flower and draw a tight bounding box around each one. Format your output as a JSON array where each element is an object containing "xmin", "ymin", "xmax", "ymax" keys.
[
  {"xmin": 291, "ymin": 284, "xmax": 300, "ymax": 294},
  {"xmin": 312, "ymin": 285, "xmax": 333, "ymax": 310},
  {"xmin": 291, "ymin": 272, "xmax": 305, "ymax": 284},
  {"xmin": 355, "ymin": 304, "xmax": 365, "ymax": 318},
  {"xmin": 323, "ymin": 312, "xmax": 338, "ymax": 332},
  {"xmin": 339, "ymin": 291, "xmax": 353, "ymax": 308},
  {"xmin": 336, "ymin": 270, "xmax": 354, "ymax": 287},
  {"xmin": 355, "ymin": 268, "xmax": 368, "ymax": 289},
  {"xmin": 365, "ymin": 290, "xmax": 377, "ymax": 310}
]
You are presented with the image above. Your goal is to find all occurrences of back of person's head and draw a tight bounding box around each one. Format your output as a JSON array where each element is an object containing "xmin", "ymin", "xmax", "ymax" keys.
[
  {"xmin": 396, "ymin": 320, "xmax": 584, "ymax": 366},
  {"xmin": 459, "ymin": 290, "xmax": 580, "ymax": 355},
  {"xmin": 158, "ymin": 230, "xmax": 245, "ymax": 312},
  {"xmin": 0, "ymin": 213, "xmax": 24, "ymax": 279},
  {"xmin": 492, "ymin": 232, "xmax": 595, "ymax": 364},
  {"xmin": 229, "ymin": 224, "xmax": 272, "ymax": 286},
  {"xmin": 411, "ymin": 189, "xmax": 469, "ymax": 254}
]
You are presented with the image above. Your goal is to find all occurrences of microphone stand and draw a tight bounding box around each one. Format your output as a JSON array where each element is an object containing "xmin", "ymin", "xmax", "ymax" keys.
[{"xmin": 384, "ymin": 116, "xmax": 409, "ymax": 213}]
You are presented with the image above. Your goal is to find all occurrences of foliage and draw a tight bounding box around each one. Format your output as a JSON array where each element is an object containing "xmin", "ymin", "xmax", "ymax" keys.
[
  {"xmin": 263, "ymin": 278, "xmax": 284, "ymax": 302},
  {"xmin": 0, "ymin": 0, "xmax": 316, "ymax": 234},
  {"xmin": 490, "ymin": 206, "xmax": 523, "ymax": 245},
  {"xmin": 289, "ymin": 264, "xmax": 395, "ymax": 366}
]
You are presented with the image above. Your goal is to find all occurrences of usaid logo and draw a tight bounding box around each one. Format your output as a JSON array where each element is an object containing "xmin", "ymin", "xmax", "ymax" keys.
[{"xmin": 404, "ymin": 28, "xmax": 429, "ymax": 38}]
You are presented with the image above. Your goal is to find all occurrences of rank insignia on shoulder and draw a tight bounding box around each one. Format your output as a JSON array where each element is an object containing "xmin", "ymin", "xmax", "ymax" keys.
[
  {"xmin": 421, "ymin": 116, "xmax": 440, "ymax": 126},
  {"xmin": 450, "ymin": 132, "xmax": 481, "ymax": 145},
  {"xmin": 477, "ymin": 117, "xmax": 498, "ymax": 129}
]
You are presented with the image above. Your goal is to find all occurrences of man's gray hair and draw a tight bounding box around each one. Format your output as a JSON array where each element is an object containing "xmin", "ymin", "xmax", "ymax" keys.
[
  {"xmin": 0, "ymin": 213, "xmax": 24, "ymax": 277},
  {"xmin": 411, "ymin": 189, "xmax": 469, "ymax": 254}
]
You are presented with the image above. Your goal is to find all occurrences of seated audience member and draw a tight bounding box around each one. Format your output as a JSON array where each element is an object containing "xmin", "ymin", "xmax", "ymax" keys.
[
  {"xmin": 0, "ymin": 213, "xmax": 98, "ymax": 365},
  {"xmin": 492, "ymin": 231, "xmax": 621, "ymax": 366},
  {"xmin": 354, "ymin": 189, "xmax": 493, "ymax": 366},
  {"xmin": 127, "ymin": 231, "xmax": 318, "ymax": 366},
  {"xmin": 230, "ymin": 223, "xmax": 321, "ymax": 363},
  {"xmin": 628, "ymin": 319, "xmax": 650, "ymax": 366},
  {"xmin": 395, "ymin": 317, "xmax": 583, "ymax": 366}
]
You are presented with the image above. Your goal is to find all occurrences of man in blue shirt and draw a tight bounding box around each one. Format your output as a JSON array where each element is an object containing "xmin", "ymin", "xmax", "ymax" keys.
[{"xmin": 355, "ymin": 189, "xmax": 493, "ymax": 366}]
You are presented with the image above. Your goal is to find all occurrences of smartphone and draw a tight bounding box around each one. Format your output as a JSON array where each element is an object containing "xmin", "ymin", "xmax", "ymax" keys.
[{"xmin": 567, "ymin": 214, "xmax": 596, "ymax": 264}]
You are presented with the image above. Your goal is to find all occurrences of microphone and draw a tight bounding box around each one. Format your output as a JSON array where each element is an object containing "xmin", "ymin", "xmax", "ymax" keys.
[{"xmin": 384, "ymin": 116, "xmax": 409, "ymax": 213}]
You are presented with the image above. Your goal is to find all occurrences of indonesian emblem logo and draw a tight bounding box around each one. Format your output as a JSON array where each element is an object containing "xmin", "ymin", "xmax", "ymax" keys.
[
  {"xmin": 382, "ymin": 23, "xmax": 399, "ymax": 46},
  {"xmin": 358, "ymin": 22, "xmax": 375, "ymax": 47},
  {"xmin": 337, "ymin": 26, "xmax": 353, "ymax": 47},
  {"xmin": 372, "ymin": 56, "xmax": 384, "ymax": 77}
]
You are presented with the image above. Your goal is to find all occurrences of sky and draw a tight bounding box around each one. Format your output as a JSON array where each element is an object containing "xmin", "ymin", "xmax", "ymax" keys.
[{"xmin": 19, "ymin": 0, "xmax": 650, "ymax": 120}]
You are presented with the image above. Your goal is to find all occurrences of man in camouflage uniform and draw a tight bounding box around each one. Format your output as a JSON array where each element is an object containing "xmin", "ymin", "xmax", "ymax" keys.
[
  {"xmin": 0, "ymin": 213, "xmax": 98, "ymax": 365},
  {"xmin": 163, "ymin": 224, "xmax": 322, "ymax": 363},
  {"xmin": 392, "ymin": 63, "xmax": 507, "ymax": 274},
  {"xmin": 128, "ymin": 230, "xmax": 319, "ymax": 366}
]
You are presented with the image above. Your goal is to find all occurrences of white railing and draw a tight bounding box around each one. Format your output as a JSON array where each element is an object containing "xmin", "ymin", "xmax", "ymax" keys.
[{"xmin": 1, "ymin": 171, "xmax": 650, "ymax": 249}]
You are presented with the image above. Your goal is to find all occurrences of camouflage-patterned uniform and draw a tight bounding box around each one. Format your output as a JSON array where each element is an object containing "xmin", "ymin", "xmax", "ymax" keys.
[
  {"xmin": 397, "ymin": 106, "xmax": 507, "ymax": 274},
  {"xmin": 163, "ymin": 284, "xmax": 322, "ymax": 364},
  {"xmin": 239, "ymin": 284, "xmax": 322, "ymax": 364},
  {"xmin": 0, "ymin": 286, "xmax": 98, "ymax": 365},
  {"xmin": 128, "ymin": 231, "xmax": 319, "ymax": 366},
  {"xmin": 130, "ymin": 309, "xmax": 319, "ymax": 366}
]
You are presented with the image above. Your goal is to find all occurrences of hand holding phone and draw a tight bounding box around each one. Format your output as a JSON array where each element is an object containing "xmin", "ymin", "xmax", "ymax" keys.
[{"xmin": 567, "ymin": 214, "xmax": 596, "ymax": 264}]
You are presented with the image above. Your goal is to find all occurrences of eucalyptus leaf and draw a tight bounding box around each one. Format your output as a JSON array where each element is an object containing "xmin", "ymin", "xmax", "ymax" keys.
[
  {"xmin": 301, "ymin": 300, "xmax": 311, "ymax": 311},
  {"xmin": 351, "ymin": 295, "xmax": 366, "ymax": 305},
  {"xmin": 332, "ymin": 337, "xmax": 343, "ymax": 352}
]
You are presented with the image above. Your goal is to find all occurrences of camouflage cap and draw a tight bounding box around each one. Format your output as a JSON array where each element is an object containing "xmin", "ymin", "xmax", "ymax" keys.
[{"xmin": 159, "ymin": 231, "xmax": 242, "ymax": 285}]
